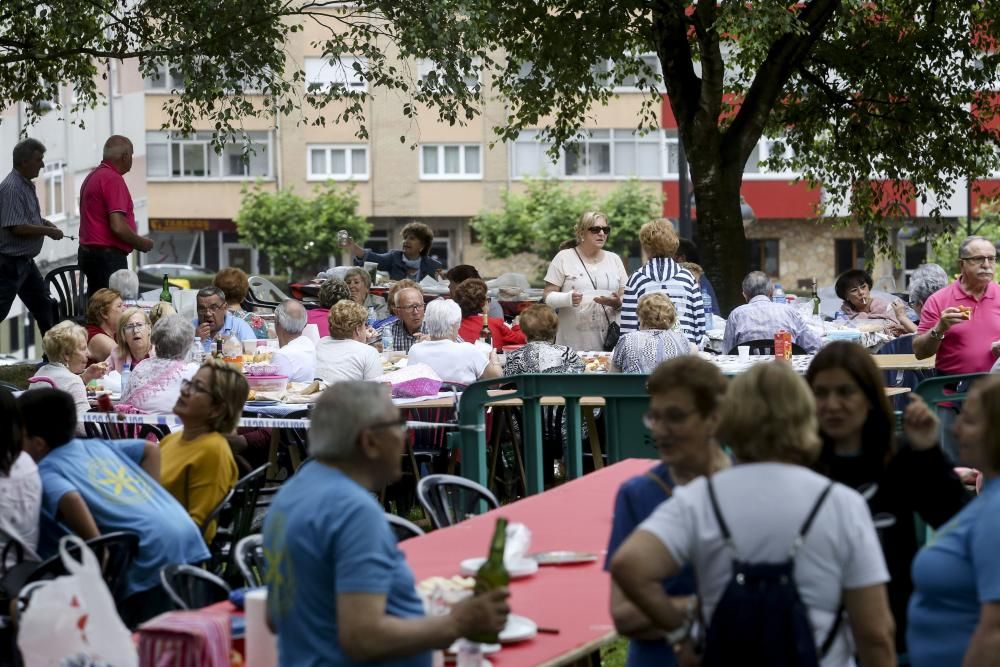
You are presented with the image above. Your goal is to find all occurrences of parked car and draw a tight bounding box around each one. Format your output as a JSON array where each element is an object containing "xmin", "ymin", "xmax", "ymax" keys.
[{"xmin": 137, "ymin": 263, "xmax": 210, "ymax": 293}]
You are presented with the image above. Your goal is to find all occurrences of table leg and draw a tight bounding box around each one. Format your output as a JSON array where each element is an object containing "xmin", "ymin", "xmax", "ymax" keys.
[
  {"xmin": 584, "ymin": 409, "xmax": 604, "ymax": 470},
  {"xmin": 565, "ymin": 398, "xmax": 584, "ymax": 479}
]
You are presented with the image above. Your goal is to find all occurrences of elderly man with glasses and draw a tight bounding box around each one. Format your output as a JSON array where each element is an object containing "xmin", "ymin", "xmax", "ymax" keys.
[
  {"xmin": 379, "ymin": 287, "xmax": 429, "ymax": 353},
  {"xmin": 193, "ymin": 285, "xmax": 255, "ymax": 344},
  {"xmin": 914, "ymin": 235, "xmax": 1000, "ymax": 374}
]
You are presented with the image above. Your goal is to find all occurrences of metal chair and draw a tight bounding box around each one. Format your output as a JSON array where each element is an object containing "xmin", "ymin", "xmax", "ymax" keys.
[
  {"xmin": 234, "ymin": 534, "xmax": 266, "ymax": 588},
  {"xmin": 727, "ymin": 338, "xmax": 808, "ymax": 356},
  {"xmin": 160, "ymin": 564, "xmax": 232, "ymax": 610},
  {"xmin": 211, "ymin": 465, "xmax": 269, "ymax": 576},
  {"xmin": 45, "ymin": 265, "xmax": 88, "ymax": 324},
  {"xmin": 201, "ymin": 487, "xmax": 236, "ymax": 538},
  {"xmin": 83, "ymin": 419, "xmax": 171, "ymax": 442},
  {"xmin": 416, "ymin": 474, "xmax": 499, "ymax": 529},
  {"xmin": 385, "ymin": 513, "xmax": 426, "ymax": 542},
  {"xmin": 26, "ymin": 532, "xmax": 139, "ymax": 606}
]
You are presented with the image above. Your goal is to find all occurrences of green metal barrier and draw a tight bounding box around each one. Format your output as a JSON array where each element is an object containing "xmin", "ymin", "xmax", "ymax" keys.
[{"xmin": 453, "ymin": 373, "xmax": 654, "ymax": 495}]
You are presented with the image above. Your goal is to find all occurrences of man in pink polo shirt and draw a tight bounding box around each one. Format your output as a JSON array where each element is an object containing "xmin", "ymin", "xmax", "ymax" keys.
[
  {"xmin": 78, "ymin": 135, "xmax": 153, "ymax": 297},
  {"xmin": 914, "ymin": 235, "xmax": 1000, "ymax": 374}
]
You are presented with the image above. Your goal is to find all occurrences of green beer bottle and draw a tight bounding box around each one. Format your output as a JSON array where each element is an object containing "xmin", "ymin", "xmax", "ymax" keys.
[
  {"xmin": 160, "ymin": 274, "xmax": 173, "ymax": 304},
  {"xmin": 468, "ymin": 517, "xmax": 509, "ymax": 643}
]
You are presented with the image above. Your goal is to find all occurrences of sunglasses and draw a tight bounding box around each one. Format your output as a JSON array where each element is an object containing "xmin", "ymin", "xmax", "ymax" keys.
[{"xmin": 588, "ymin": 226, "xmax": 611, "ymax": 235}]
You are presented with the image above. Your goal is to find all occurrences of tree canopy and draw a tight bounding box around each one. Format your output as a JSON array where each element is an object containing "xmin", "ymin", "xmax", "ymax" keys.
[{"xmin": 6, "ymin": 0, "xmax": 1000, "ymax": 309}]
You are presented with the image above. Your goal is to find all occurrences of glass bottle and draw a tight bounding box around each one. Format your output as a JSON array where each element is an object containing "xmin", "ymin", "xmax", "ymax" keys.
[
  {"xmin": 479, "ymin": 312, "xmax": 492, "ymax": 347},
  {"xmin": 159, "ymin": 274, "xmax": 172, "ymax": 303},
  {"xmin": 468, "ymin": 518, "xmax": 509, "ymax": 643},
  {"xmin": 811, "ymin": 278, "xmax": 821, "ymax": 317}
]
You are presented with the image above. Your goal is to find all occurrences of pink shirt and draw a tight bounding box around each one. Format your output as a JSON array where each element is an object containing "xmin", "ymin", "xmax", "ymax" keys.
[
  {"xmin": 79, "ymin": 161, "xmax": 136, "ymax": 253},
  {"xmin": 917, "ymin": 280, "xmax": 1000, "ymax": 374}
]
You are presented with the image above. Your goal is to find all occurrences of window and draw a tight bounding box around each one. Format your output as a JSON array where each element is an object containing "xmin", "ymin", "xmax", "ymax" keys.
[
  {"xmin": 420, "ymin": 144, "xmax": 481, "ymax": 179},
  {"xmin": 747, "ymin": 239, "xmax": 780, "ymax": 277},
  {"xmin": 145, "ymin": 131, "xmax": 273, "ymax": 179},
  {"xmin": 591, "ymin": 54, "xmax": 663, "ymax": 91},
  {"xmin": 144, "ymin": 62, "xmax": 185, "ymax": 91},
  {"xmin": 416, "ymin": 58, "xmax": 480, "ymax": 90},
  {"xmin": 304, "ymin": 56, "xmax": 367, "ymax": 93},
  {"xmin": 307, "ymin": 145, "xmax": 368, "ymax": 181},
  {"xmin": 42, "ymin": 163, "xmax": 65, "ymax": 219},
  {"xmin": 512, "ymin": 129, "xmax": 663, "ymax": 179},
  {"xmin": 835, "ymin": 239, "xmax": 866, "ymax": 275}
]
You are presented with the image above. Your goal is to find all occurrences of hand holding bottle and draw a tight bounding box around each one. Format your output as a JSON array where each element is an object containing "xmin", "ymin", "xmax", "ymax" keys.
[{"xmin": 451, "ymin": 588, "xmax": 510, "ymax": 642}]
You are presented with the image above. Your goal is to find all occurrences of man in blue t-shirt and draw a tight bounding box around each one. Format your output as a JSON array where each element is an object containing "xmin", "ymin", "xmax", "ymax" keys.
[
  {"xmin": 18, "ymin": 389, "xmax": 209, "ymax": 626},
  {"xmin": 264, "ymin": 381, "xmax": 508, "ymax": 667}
]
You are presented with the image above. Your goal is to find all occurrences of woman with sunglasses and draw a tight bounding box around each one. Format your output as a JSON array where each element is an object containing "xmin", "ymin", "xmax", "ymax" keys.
[
  {"xmin": 543, "ymin": 211, "xmax": 628, "ymax": 352},
  {"xmin": 159, "ymin": 357, "xmax": 246, "ymax": 543},
  {"xmin": 107, "ymin": 307, "xmax": 153, "ymax": 375}
]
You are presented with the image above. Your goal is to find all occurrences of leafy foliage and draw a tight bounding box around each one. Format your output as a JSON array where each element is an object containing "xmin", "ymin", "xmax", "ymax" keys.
[
  {"xmin": 471, "ymin": 179, "xmax": 661, "ymax": 260},
  {"xmin": 930, "ymin": 201, "xmax": 1000, "ymax": 274},
  {"xmin": 235, "ymin": 183, "xmax": 369, "ymax": 279}
]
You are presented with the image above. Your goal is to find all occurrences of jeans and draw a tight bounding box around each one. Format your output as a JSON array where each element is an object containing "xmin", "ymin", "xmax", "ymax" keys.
[
  {"xmin": 78, "ymin": 245, "xmax": 128, "ymax": 298},
  {"xmin": 0, "ymin": 255, "xmax": 55, "ymax": 336}
]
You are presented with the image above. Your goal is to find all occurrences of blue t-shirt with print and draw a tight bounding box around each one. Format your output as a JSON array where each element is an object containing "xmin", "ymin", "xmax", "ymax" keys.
[
  {"xmin": 37, "ymin": 438, "xmax": 210, "ymax": 597},
  {"xmin": 263, "ymin": 460, "xmax": 429, "ymax": 667},
  {"xmin": 908, "ymin": 478, "xmax": 1000, "ymax": 666},
  {"xmin": 604, "ymin": 463, "xmax": 696, "ymax": 667}
]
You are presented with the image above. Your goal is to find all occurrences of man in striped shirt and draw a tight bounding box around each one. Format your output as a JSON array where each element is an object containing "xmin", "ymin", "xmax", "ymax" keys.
[
  {"xmin": 620, "ymin": 220, "xmax": 705, "ymax": 346},
  {"xmin": 0, "ymin": 139, "xmax": 63, "ymax": 335},
  {"xmin": 722, "ymin": 271, "xmax": 822, "ymax": 354}
]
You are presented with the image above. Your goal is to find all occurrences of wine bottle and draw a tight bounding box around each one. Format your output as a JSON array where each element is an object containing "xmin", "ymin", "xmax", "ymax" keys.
[
  {"xmin": 468, "ymin": 517, "xmax": 509, "ymax": 643},
  {"xmin": 811, "ymin": 278, "xmax": 820, "ymax": 317},
  {"xmin": 160, "ymin": 274, "xmax": 172, "ymax": 303},
  {"xmin": 479, "ymin": 312, "xmax": 492, "ymax": 347}
]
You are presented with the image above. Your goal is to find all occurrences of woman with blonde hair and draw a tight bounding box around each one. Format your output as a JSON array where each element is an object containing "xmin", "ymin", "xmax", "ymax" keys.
[
  {"xmin": 30, "ymin": 321, "xmax": 108, "ymax": 433},
  {"xmin": 611, "ymin": 293, "xmax": 695, "ymax": 374},
  {"xmin": 314, "ymin": 300, "xmax": 383, "ymax": 383},
  {"xmin": 107, "ymin": 306, "xmax": 153, "ymax": 374},
  {"xmin": 611, "ymin": 362, "xmax": 896, "ymax": 667},
  {"xmin": 85, "ymin": 287, "xmax": 124, "ymax": 362},
  {"xmin": 542, "ymin": 211, "xmax": 628, "ymax": 352},
  {"xmin": 159, "ymin": 357, "xmax": 245, "ymax": 542},
  {"xmin": 148, "ymin": 301, "xmax": 177, "ymax": 328}
]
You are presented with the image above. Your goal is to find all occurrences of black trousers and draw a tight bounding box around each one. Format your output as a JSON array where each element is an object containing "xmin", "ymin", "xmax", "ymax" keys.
[
  {"xmin": 78, "ymin": 245, "xmax": 128, "ymax": 298},
  {"xmin": 0, "ymin": 255, "xmax": 55, "ymax": 336}
]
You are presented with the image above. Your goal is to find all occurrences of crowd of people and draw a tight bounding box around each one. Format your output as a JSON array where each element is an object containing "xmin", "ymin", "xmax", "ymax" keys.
[{"xmin": 4, "ymin": 127, "xmax": 1000, "ymax": 664}]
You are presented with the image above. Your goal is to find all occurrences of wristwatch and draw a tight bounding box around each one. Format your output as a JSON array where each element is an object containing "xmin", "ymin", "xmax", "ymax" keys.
[{"xmin": 929, "ymin": 327, "xmax": 945, "ymax": 340}]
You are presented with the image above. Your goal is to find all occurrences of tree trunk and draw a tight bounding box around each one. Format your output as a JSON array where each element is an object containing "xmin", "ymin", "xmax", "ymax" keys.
[{"xmin": 691, "ymin": 172, "xmax": 748, "ymax": 316}]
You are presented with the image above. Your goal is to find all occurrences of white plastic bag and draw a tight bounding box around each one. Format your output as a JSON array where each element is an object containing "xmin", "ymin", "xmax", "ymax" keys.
[{"xmin": 18, "ymin": 535, "xmax": 138, "ymax": 667}]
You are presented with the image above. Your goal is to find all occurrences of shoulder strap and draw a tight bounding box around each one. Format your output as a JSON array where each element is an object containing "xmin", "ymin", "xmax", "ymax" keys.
[
  {"xmin": 706, "ymin": 476, "xmax": 732, "ymax": 541},
  {"xmin": 798, "ymin": 481, "xmax": 835, "ymax": 539},
  {"xmin": 644, "ymin": 468, "xmax": 674, "ymax": 497},
  {"xmin": 573, "ymin": 248, "xmax": 613, "ymax": 325}
]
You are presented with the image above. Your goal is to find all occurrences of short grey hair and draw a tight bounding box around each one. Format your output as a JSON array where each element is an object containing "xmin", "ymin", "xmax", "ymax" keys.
[
  {"xmin": 344, "ymin": 266, "xmax": 372, "ymax": 289},
  {"xmin": 741, "ymin": 271, "xmax": 772, "ymax": 299},
  {"xmin": 197, "ymin": 286, "xmax": 226, "ymax": 302},
  {"xmin": 12, "ymin": 139, "xmax": 45, "ymax": 167},
  {"xmin": 151, "ymin": 314, "xmax": 195, "ymax": 360},
  {"xmin": 910, "ymin": 263, "xmax": 948, "ymax": 285},
  {"xmin": 275, "ymin": 299, "xmax": 307, "ymax": 334},
  {"xmin": 959, "ymin": 236, "xmax": 994, "ymax": 259},
  {"xmin": 394, "ymin": 287, "xmax": 422, "ymax": 307},
  {"xmin": 909, "ymin": 277, "xmax": 946, "ymax": 308},
  {"xmin": 109, "ymin": 269, "xmax": 139, "ymax": 300},
  {"xmin": 423, "ymin": 298, "xmax": 461, "ymax": 339},
  {"xmin": 309, "ymin": 382, "xmax": 394, "ymax": 462}
]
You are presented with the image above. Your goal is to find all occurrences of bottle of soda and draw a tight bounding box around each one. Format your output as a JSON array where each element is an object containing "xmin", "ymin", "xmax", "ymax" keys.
[
  {"xmin": 468, "ymin": 518, "xmax": 509, "ymax": 643},
  {"xmin": 159, "ymin": 274, "xmax": 172, "ymax": 303},
  {"xmin": 479, "ymin": 312, "xmax": 492, "ymax": 347}
]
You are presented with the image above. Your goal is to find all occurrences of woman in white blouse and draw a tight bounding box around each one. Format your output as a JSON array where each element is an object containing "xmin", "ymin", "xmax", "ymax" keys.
[
  {"xmin": 30, "ymin": 321, "xmax": 107, "ymax": 433},
  {"xmin": 408, "ymin": 299, "xmax": 501, "ymax": 386},
  {"xmin": 542, "ymin": 211, "xmax": 628, "ymax": 352}
]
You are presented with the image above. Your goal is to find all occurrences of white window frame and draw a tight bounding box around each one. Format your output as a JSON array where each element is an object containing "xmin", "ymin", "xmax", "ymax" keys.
[
  {"xmin": 42, "ymin": 162, "xmax": 65, "ymax": 221},
  {"xmin": 306, "ymin": 144, "xmax": 369, "ymax": 181},
  {"xmin": 419, "ymin": 144, "xmax": 482, "ymax": 180},
  {"xmin": 591, "ymin": 54, "xmax": 664, "ymax": 93},
  {"xmin": 304, "ymin": 56, "xmax": 368, "ymax": 93},
  {"xmin": 416, "ymin": 58, "xmax": 481, "ymax": 90},
  {"xmin": 511, "ymin": 129, "xmax": 664, "ymax": 181},
  {"xmin": 743, "ymin": 136, "xmax": 799, "ymax": 180},
  {"xmin": 145, "ymin": 131, "xmax": 274, "ymax": 181},
  {"xmin": 144, "ymin": 61, "xmax": 185, "ymax": 92}
]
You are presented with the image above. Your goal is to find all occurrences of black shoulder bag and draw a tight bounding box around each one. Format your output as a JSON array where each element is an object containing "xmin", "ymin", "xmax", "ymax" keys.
[{"xmin": 573, "ymin": 248, "xmax": 620, "ymax": 351}]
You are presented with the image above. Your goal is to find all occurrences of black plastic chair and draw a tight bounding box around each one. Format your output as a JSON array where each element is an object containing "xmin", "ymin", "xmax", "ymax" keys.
[
  {"xmin": 279, "ymin": 409, "xmax": 310, "ymax": 474},
  {"xmin": 416, "ymin": 474, "xmax": 500, "ymax": 529},
  {"xmin": 727, "ymin": 338, "xmax": 808, "ymax": 356},
  {"xmin": 160, "ymin": 564, "xmax": 232, "ymax": 610},
  {"xmin": 211, "ymin": 465, "xmax": 269, "ymax": 576},
  {"xmin": 45, "ymin": 265, "xmax": 88, "ymax": 324},
  {"xmin": 83, "ymin": 419, "xmax": 171, "ymax": 442},
  {"xmin": 385, "ymin": 513, "xmax": 426, "ymax": 542},
  {"xmin": 201, "ymin": 487, "xmax": 236, "ymax": 538},
  {"xmin": 234, "ymin": 534, "xmax": 265, "ymax": 588},
  {"xmin": 26, "ymin": 532, "xmax": 139, "ymax": 605}
]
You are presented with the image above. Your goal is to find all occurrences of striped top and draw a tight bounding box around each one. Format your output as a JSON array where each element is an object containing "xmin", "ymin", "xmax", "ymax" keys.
[
  {"xmin": 620, "ymin": 257, "xmax": 706, "ymax": 345},
  {"xmin": 0, "ymin": 169, "xmax": 44, "ymax": 258}
]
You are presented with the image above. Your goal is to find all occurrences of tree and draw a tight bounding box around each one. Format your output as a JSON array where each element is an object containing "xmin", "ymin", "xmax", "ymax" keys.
[
  {"xmin": 931, "ymin": 200, "xmax": 1000, "ymax": 273},
  {"xmin": 471, "ymin": 179, "xmax": 661, "ymax": 261},
  {"xmin": 235, "ymin": 182, "xmax": 369, "ymax": 279},
  {"xmin": 6, "ymin": 1, "xmax": 1000, "ymax": 310}
]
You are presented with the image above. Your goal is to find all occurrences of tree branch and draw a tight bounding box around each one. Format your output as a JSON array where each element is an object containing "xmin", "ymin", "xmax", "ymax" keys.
[{"xmin": 651, "ymin": 0, "xmax": 701, "ymax": 137}]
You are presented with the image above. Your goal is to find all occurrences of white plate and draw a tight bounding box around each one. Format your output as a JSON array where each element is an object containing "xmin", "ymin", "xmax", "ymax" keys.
[
  {"xmin": 500, "ymin": 614, "xmax": 538, "ymax": 643},
  {"xmin": 532, "ymin": 550, "xmax": 599, "ymax": 565},
  {"xmin": 447, "ymin": 641, "xmax": 501, "ymax": 656},
  {"xmin": 459, "ymin": 557, "xmax": 539, "ymax": 578}
]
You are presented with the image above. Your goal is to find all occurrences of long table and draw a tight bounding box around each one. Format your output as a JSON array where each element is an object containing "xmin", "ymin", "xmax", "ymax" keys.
[{"xmin": 401, "ymin": 458, "xmax": 652, "ymax": 667}]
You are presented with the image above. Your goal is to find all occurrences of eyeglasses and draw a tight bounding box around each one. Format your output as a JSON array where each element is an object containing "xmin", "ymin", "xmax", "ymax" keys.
[
  {"xmin": 124, "ymin": 323, "xmax": 147, "ymax": 332},
  {"xmin": 588, "ymin": 226, "xmax": 611, "ymax": 235},
  {"xmin": 642, "ymin": 408, "xmax": 697, "ymax": 429},
  {"xmin": 960, "ymin": 255, "xmax": 997, "ymax": 266},
  {"xmin": 397, "ymin": 304, "xmax": 425, "ymax": 313},
  {"xmin": 368, "ymin": 416, "xmax": 408, "ymax": 434},
  {"xmin": 196, "ymin": 303, "xmax": 225, "ymax": 314},
  {"xmin": 180, "ymin": 379, "xmax": 210, "ymax": 395}
]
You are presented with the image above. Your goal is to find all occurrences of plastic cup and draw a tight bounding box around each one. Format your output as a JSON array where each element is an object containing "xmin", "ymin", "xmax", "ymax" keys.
[{"xmin": 738, "ymin": 346, "xmax": 751, "ymax": 359}]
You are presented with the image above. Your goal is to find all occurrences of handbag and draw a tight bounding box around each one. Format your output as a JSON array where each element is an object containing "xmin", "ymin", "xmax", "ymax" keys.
[{"xmin": 573, "ymin": 248, "xmax": 620, "ymax": 351}]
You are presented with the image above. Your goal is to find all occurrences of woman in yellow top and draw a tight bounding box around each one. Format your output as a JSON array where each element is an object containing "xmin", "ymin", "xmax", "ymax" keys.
[{"xmin": 159, "ymin": 357, "xmax": 248, "ymax": 543}]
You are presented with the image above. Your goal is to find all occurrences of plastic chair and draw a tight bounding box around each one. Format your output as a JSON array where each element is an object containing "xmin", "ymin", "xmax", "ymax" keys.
[
  {"xmin": 727, "ymin": 338, "xmax": 808, "ymax": 356},
  {"xmin": 278, "ymin": 409, "xmax": 310, "ymax": 474},
  {"xmin": 233, "ymin": 534, "xmax": 265, "ymax": 588},
  {"xmin": 45, "ymin": 265, "xmax": 88, "ymax": 324},
  {"xmin": 416, "ymin": 474, "xmax": 500, "ymax": 529},
  {"xmin": 914, "ymin": 373, "xmax": 987, "ymax": 407},
  {"xmin": 201, "ymin": 487, "xmax": 236, "ymax": 538},
  {"xmin": 211, "ymin": 464, "xmax": 269, "ymax": 573},
  {"xmin": 26, "ymin": 532, "xmax": 139, "ymax": 605},
  {"xmin": 160, "ymin": 564, "xmax": 232, "ymax": 610},
  {"xmin": 244, "ymin": 276, "xmax": 289, "ymax": 311},
  {"xmin": 385, "ymin": 513, "xmax": 426, "ymax": 542},
  {"xmin": 83, "ymin": 419, "xmax": 171, "ymax": 442}
]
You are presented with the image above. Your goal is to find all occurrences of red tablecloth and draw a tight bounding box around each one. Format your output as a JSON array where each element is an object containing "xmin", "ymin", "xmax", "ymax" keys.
[{"xmin": 401, "ymin": 458, "xmax": 654, "ymax": 667}]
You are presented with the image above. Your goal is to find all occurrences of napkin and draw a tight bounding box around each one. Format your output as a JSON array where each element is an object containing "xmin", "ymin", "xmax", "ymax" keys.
[
  {"xmin": 504, "ymin": 522, "xmax": 532, "ymax": 566},
  {"xmin": 254, "ymin": 380, "xmax": 326, "ymax": 403}
]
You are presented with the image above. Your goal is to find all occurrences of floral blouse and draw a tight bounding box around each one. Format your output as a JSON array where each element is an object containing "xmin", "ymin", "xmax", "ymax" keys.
[{"xmin": 231, "ymin": 307, "xmax": 269, "ymax": 339}]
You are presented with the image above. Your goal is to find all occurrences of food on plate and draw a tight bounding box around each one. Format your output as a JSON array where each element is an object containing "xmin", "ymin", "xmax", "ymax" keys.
[
  {"xmin": 251, "ymin": 350, "xmax": 273, "ymax": 363},
  {"xmin": 247, "ymin": 389, "xmax": 257, "ymax": 401},
  {"xmin": 416, "ymin": 575, "xmax": 475, "ymax": 597}
]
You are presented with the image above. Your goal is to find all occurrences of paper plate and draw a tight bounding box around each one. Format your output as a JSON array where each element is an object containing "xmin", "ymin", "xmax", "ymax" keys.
[
  {"xmin": 459, "ymin": 557, "xmax": 538, "ymax": 578},
  {"xmin": 499, "ymin": 614, "xmax": 538, "ymax": 643},
  {"xmin": 245, "ymin": 399, "xmax": 281, "ymax": 407},
  {"xmin": 446, "ymin": 641, "xmax": 501, "ymax": 656},
  {"xmin": 531, "ymin": 550, "xmax": 599, "ymax": 565}
]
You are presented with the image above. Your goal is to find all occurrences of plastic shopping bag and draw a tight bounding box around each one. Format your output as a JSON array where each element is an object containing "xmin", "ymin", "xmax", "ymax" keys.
[
  {"xmin": 377, "ymin": 363, "xmax": 443, "ymax": 398},
  {"xmin": 18, "ymin": 535, "xmax": 138, "ymax": 667}
]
